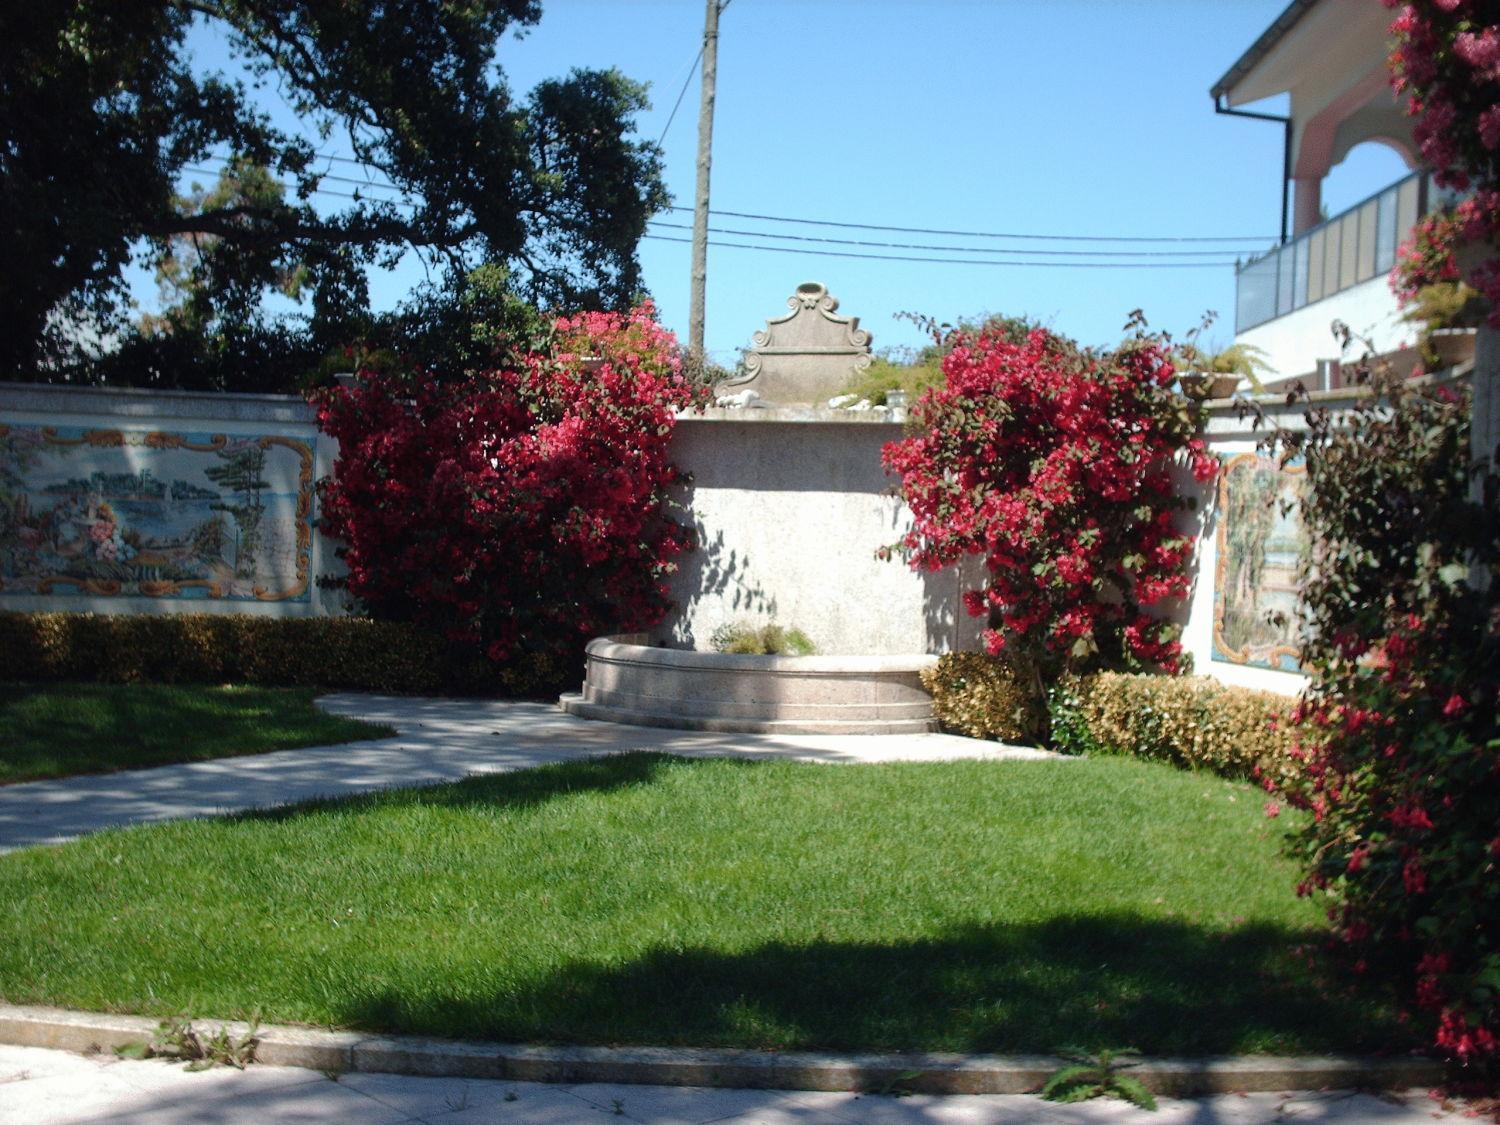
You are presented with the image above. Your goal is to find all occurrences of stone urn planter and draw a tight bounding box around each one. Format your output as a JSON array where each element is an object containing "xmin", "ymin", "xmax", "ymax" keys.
[
  {"xmin": 1427, "ymin": 327, "xmax": 1478, "ymax": 371},
  {"xmin": 1180, "ymin": 372, "xmax": 1242, "ymax": 401}
]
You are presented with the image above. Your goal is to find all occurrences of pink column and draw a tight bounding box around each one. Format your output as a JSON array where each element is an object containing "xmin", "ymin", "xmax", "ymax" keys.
[{"xmin": 1292, "ymin": 175, "xmax": 1323, "ymax": 235}]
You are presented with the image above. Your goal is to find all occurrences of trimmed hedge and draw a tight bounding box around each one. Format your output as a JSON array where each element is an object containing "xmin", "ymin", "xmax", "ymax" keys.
[
  {"xmin": 1049, "ymin": 670, "xmax": 1301, "ymax": 785},
  {"xmin": 923, "ymin": 653, "xmax": 1300, "ymax": 785},
  {"xmin": 920, "ymin": 651, "xmax": 1043, "ymax": 743},
  {"xmin": 0, "ymin": 613, "xmax": 576, "ymax": 698}
]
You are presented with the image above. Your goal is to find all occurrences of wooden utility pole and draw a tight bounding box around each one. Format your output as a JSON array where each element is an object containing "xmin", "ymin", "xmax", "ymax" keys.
[{"xmin": 688, "ymin": 0, "xmax": 722, "ymax": 359}]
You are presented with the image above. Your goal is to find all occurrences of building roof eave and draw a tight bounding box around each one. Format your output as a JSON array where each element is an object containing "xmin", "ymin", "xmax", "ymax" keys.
[{"xmin": 1209, "ymin": 0, "xmax": 1321, "ymax": 104}]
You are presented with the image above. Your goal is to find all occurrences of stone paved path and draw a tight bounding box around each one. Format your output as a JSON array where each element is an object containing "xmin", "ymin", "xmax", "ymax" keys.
[
  {"xmin": 0, "ymin": 1044, "xmax": 1468, "ymax": 1124},
  {"xmin": 0, "ymin": 694, "xmax": 1052, "ymax": 852}
]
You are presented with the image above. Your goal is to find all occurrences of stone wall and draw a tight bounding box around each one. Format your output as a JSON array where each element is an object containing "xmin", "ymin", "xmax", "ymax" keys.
[
  {"xmin": 656, "ymin": 406, "xmax": 980, "ymax": 656},
  {"xmin": 3, "ymin": 377, "xmax": 1431, "ymax": 696}
]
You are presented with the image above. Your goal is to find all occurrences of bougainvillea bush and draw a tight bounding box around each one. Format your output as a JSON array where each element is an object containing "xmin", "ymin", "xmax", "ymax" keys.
[
  {"xmin": 1388, "ymin": 0, "xmax": 1500, "ymax": 324},
  {"xmin": 316, "ymin": 302, "xmax": 704, "ymax": 675},
  {"xmin": 1261, "ymin": 370, "xmax": 1500, "ymax": 1068},
  {"xmin": 882, "ymin": 318, "xmax": 1216, "ymax": 709}
]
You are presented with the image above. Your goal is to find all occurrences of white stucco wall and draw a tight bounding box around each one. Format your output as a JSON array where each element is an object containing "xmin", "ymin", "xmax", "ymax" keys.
[
  {"xmin": 657, "ymin": 408, "xmax": 977, "ymax": 656},
  {"xmin": 1236, "ymin": 273, "xmax": 1410, "ymax": 383}
]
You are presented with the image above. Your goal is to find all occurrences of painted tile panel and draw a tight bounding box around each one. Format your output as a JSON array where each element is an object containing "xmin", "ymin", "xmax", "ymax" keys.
[
  {"xmin": 0, "ymin": 425, "xmax": 313, "ymax": 601},
  {"xmin": 1212, "ymin": 452, "xmax": 1307, "ymax": 672}
]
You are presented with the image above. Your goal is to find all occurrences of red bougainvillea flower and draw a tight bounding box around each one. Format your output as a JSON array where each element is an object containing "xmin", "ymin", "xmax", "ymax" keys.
[
  {"xmin": 315, "ymin": 302, "xmax": 706, "ymax": 667},
  {"xmin": 883, "ymin": 322, "xmax": 1212, "ymax": 678}
]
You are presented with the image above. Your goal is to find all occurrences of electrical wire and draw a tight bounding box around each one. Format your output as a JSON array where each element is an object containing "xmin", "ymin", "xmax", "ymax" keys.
[
  {"xmin": 180, "ymin": 166, "xmax": 416, "ymax": 208},
  {"xmin": 664, "ymin": 205, "xmax": 1271, "ymax": 244},
  {"xmin": 656, "ymin": 47, "xmax": 703, "ymax": 146},
  {"xmin": 642, "ymin": 233, "xmax": 1238, "ymax": 268},
  {"xmin": 181, "ymin": 158, "xmax": 1270, "ymax": 250},
  {"xmin": 646, "ymin": 219, "xmax": 1243, "ymax": 258}
]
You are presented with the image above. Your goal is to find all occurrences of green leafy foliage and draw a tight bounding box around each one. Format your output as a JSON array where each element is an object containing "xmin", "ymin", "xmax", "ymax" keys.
[
  {"xmin": 116, "ymin": 1015, "xmax": 260, "ymax": 1070},
  {"xmin": 1046, "ymin": 672, "xmax": 1302, "ymax": 787},
  {"xmin": 1399, "ymin": 282, "xmax": 1486, "ymax": 370},
  {"xmin": 920, "ymin": 652, "xmax": 1043, "ymax": 743},
  {"xmin": 1254, "ymin": 354, "xmax": 1500, "ymax": 1066},
  {"xmin": 1039, "ymin": 1048, "xmax": 1157, "ymax": 1111},
  {"xmin": 839, "ymin": 356, "xmax": 945, "ymax": 407},
  {"xmin": 0, "ymin": 611, "xmax": 566, "ymax": 697},
  {"xmin": 709, "ymin": 621, "xmax": 817, "ymax": 656},
  {"xmin": 3, "ymin": 2, "xmax": 667, "ymax": 389}
]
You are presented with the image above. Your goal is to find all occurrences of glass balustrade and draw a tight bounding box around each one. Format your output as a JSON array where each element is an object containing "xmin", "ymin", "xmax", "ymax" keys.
[{"xmin": 1234, "ymin": 171, "xmax": 1463, "ymax": 333}]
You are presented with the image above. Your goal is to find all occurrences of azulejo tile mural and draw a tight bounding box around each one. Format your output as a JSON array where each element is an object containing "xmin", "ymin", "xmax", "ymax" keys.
[
  {"xmin": 0, "ymin": 425, "xmax": 313, "ymax": 601},
  {"xmin": 1213, "ymin": 452, "xmax": 1308, "ymax": 672}
]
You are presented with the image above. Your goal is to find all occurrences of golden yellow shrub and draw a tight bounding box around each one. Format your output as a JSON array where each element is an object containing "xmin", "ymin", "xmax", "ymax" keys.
[
  {"xmin": 920, "ymin": 652, "xmax": 1043, "ymax": 743},
  {"xmin": 1053, "ymin": 671, "xmax": 1303, "ymax": 786}
]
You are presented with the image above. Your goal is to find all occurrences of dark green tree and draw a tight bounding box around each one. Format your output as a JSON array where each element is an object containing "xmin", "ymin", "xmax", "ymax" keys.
[
  {"xmin": 205, "ymin": 444, "xmax": 268, "ymax": 575},
  {"xmin": 1, "ymin": 1, "xmax": 667, "ymax": 389}
]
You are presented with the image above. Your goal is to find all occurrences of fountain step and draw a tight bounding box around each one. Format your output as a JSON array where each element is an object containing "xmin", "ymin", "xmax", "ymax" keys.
[
  {"xmin": 559, "ymin": 694, "xmax": 936, "ymax": 736},
  {"xmin": 558, "ymin": 636, "xmax": 939, "ymax": 736}
]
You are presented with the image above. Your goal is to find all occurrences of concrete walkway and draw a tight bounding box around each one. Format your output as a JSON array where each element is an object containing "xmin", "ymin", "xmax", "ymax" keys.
[
  {"xmin": 0, "ymin": 1044, "xmax": 1466, "ymax": 1123},
  {"xmin": 0, "ymin": 694, "xmax": 1051, "ymax": 852}
]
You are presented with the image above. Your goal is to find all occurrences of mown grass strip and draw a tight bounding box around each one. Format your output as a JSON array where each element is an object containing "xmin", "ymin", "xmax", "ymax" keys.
[
  {"xmin": 0, "ymin": 683, "xmax": 392, "ymax": 784},
  {"xmin": 0, "ymin": 753, "xmax": 1407, "ymax": 1055}
]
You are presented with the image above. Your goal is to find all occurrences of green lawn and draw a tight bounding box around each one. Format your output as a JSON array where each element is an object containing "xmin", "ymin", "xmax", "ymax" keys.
[
  {"xmin": 0, "ymin": 683, "xmax": 393, "ymax": 784},
  {"xmin": 0, "ymin": 753, "xmax": 1409, "ymax": 1055}
]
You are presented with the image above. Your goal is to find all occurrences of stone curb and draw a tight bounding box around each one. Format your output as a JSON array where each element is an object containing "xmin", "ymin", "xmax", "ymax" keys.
[{"xmin": 0, "ymin": 1003, "xmax": 1446, "ymax": 1097}]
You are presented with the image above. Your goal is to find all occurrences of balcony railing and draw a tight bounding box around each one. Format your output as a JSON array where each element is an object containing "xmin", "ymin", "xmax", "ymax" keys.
[{"xmin": 1234, "ymin": 170, "xmax": 1464, "ymax": 334}]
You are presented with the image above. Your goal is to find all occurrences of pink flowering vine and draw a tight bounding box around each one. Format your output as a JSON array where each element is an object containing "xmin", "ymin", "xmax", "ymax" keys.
[
  {"xmin": 315, "ymin": 302, "xmax": 706, "ymax": 668},
  {"xmin": 883, "ymin": 321, "xmax": 1215, "ymax": 699},
  {"xmin": 1388, "ymin": 1, "xmax": 1500, "ymax": 324}
]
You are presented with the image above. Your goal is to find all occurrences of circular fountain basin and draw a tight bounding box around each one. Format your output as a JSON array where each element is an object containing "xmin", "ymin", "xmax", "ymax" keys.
[{"xmin": 558, "ymin": 635, "xmax": 938, "ymax": 735}]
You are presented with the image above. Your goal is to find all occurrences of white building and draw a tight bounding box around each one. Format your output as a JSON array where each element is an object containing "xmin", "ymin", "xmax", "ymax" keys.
[{"xmin": 1211, "ymin": 0, "xmax": 1473, "ymax": 387}]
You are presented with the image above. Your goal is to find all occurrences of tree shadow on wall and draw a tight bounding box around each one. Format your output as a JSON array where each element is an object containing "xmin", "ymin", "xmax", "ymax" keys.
[
  {"xmin": 666, "ymin": 525, "xmax": 778, "ymax": 649},
  {"xmin": 335, "ymin": 913, "xmax": 1412, "ymax": 1058}
]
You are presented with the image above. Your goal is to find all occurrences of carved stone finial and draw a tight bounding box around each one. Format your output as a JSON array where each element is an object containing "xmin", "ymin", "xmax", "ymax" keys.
[{"xmin": 721, "ymin": 282, "xmax": 872, "ymax": 405}]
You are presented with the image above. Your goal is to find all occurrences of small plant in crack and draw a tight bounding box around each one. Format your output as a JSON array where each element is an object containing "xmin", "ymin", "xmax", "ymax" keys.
[
  {"xmin": 115, "ymin": 1014, "xmax": 260, "ymax": 1071},
  {"xmin": 443, "ymin": 1087, "xmax": 472, "ymax": 1112},
  {"xmin": 1039, "ymin": 1047, "xmax": 1156, "ymax": 1111}
]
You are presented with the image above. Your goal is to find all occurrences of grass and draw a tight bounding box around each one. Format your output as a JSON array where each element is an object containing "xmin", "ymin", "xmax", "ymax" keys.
[
  {"xmin": 0, "ymin": 683, "xmax": 393, "ymax": 784},
  {"xmin": 0, "ymin": 752, "xmax": 1409, "ymax": 1055}
]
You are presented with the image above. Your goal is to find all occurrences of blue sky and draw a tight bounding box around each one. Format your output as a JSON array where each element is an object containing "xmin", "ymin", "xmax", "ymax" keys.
[{"xmin": 170, "ymin": 0, "xmax": 1413, "ymax": 364}]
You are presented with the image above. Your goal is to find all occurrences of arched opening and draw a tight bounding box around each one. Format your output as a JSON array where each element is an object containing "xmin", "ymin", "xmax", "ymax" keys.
[{"xmin": 1320, "ymin": 140, "xmax": 1416, "ymax": 218}]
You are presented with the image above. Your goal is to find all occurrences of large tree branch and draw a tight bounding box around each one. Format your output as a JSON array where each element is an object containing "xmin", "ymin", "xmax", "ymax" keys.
[
  {"xmin": 176, "ymin": 0, "xmax": 384, "ymax": 134},
  {"xmin": 140, "ymin": 205, "xmax": 475, "ymax": 251}
]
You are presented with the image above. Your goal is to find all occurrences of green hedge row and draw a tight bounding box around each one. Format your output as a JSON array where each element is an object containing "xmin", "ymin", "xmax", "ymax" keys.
[
  {"xmin": 0, "ymin": 612, "xmax": 576, "ymax": 698},
  {"xmin": 1049, "ymin": 670, "xmax": 1301, "ymax": 785},
  {"xmin": 922, "ymin": 652, "xmax": 1299, "ymax": 784}
]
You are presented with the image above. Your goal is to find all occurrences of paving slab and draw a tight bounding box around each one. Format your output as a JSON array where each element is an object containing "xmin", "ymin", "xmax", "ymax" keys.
[
  {"xmin": 0, "ymin": 1045, "xmax": 1472, "ymax": 1124},
  {"xmin": 335, "ymin": 1070, "xmax": 610, "ymax": 1121},
  {"xmin": 0, "ymin": 692, "xmax": 1050, "ymax": 851}
]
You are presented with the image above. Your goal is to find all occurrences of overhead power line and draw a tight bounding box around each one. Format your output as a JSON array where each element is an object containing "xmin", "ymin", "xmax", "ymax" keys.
[
  {"xmin": 180, "ymin": 166, "xmax": 417, "ymax": 209},
  {"xmin": 666, "ymin": 205, "xmax": 1271, "ymax": 245},
  {"xmin": 647, "ymin": 219, "xmax": 1242, "ymax": 258},
  {"xmin": 194, "ymin": 153, "xmax": 1271, "ymax": 246},
  {"xmin": 656, "ymin": 47, "xmax": 704, "ymax": 146},
  {"xmin": 184, "ymin": 161, "xmax": 405, "ymax": 194},
  {"xmin": 643, "ymin": 233, "xmax": 1238, "ymax": 268}
]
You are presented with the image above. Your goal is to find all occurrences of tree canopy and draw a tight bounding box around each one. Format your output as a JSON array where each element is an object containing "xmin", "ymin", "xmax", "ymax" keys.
[{"xmin": 0, "ymin": 1, "xmax": 668, "ymax": 389}]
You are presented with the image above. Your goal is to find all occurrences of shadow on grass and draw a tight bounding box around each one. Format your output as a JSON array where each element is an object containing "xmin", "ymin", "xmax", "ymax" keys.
[
  {"xmin": 236, "ymin": 749, "xmax": 702, "ymax": 822},
  {"xmin": 0, "ymin": 682, "xmax": 385, "ymax": 783},
  {"xmin": 338, "ymin": 914, "xmax": 1414, "ymax": 1058}
]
